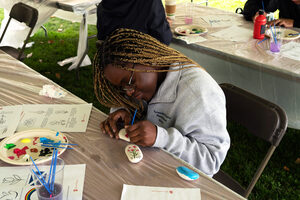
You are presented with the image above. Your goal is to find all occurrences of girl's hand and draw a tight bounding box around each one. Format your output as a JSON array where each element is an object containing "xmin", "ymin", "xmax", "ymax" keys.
[
  {"xmin": 126, "ymin": 120, "xmax": 157, "ymax": 147},
  {"xmin": 267, "ymin": 19, "xmax": 294, "ymax": 28},
  {"xmin": 100, "ymin": 109, "xmax": 131, "ymax": 138}
]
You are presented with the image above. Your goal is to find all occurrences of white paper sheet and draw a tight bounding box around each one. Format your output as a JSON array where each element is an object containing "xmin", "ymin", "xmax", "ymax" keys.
[
  {"xmin": 210, "ymin": 26, "xmax": 253, "ymax": 42},
  {"xmin": 121, "ymin": 184, "xmax": 201, "ymax": 200},
  {"xmin": 0, "ymin": 105, "xmax": 22, "ymax": 139},
  {"xmin": 201, "ymin": 15, "xmax": 242, "ymax": 27},
  {"xmin": 176, "ymin": 36, "xmax": 207, "ymax": 44},
  {"xmin": 17, "ymin": 104, "xmax": 92, "ymax": 132},
  {"xmin": 280, "ymin": 41, "xmax": 300, "ymax": 61},
  {"xmin": 0, "ymin": 164, "xmax": 86, "ymax": 200}
]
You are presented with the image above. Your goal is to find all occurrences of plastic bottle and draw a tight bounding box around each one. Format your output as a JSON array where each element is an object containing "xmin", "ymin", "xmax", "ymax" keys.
[{"xmin": 253, "ymin": 10, "xmax": 267, "ymax": 39}]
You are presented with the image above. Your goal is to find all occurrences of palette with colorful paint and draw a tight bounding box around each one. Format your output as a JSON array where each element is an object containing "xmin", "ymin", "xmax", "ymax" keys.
[
  {"xmin": 175, "ymin": 25, "xmax": 208, "ymax": 36},
  {"xmin": 265, "ymin": 28, "xmax": 300, "ymax": 40},
  {"xmin": 0, "ymin": 129, "xmax": 68, "ymax": 165}
]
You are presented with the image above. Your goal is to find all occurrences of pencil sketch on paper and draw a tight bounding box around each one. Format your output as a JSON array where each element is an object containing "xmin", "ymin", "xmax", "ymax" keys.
[
  {"xmin": 0, "ymin": 190, "xmax": 18, "ymax": 199},
  {"xmin": 0, "ymin": 115, "xmax": 6, "ymax": 125},
  {"xmin": 2, "ymin": 175, "xmax": 23, "ymax": 185}
]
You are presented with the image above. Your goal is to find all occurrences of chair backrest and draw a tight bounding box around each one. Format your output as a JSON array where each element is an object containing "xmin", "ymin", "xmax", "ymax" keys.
[
  {"xmin": 214, "ymin": 83, "xmax": 287, "ymax": 198},
  {"xmin": 0, "ymin": 2, "xmax": 38, "ymax": 60},
  {"xmin": 10, "ymin": 2, "xmax": 38, "ymax": 28}
]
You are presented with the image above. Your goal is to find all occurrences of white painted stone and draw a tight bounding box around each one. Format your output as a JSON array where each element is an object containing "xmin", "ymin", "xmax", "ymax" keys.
[
  {"xmin": 125, "ymin": 144, "xmax": 143, "ymax": 163},
  {"xmin": 118, "ymin": 128, "xmax": 130, "ymax": 142}
]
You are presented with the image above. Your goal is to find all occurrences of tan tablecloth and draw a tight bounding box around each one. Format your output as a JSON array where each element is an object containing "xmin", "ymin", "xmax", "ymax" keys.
[
  {"xmin": 0, "ymin": 51, "xmax": 245, "ymax": 199},
  {"xmin": 171, "ymin": 3, "xmax": 300, "ymax": 129}
]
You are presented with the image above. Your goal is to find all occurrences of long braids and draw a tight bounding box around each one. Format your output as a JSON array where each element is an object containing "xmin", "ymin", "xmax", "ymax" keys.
[{"xmin": 93, "ymin": 28, "xmax": 201, "ymax": 116}]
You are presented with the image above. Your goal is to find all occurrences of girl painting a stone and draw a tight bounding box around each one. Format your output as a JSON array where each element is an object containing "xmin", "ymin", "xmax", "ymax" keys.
[{"xmin": 93, "ymin": 28, "xmax": 230, "ymax": 177}]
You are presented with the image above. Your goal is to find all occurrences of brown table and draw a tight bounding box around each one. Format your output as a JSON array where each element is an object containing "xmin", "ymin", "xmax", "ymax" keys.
[{"xmin": 0, "ymin": 50, "xmax": 245, "ymax": 200}]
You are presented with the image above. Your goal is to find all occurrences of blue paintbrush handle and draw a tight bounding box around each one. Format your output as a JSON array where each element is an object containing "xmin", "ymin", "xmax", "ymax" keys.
[
  {"xmin": 41, "ymin": 145, "xmax": 73, "ymax": 149},
  {"xmin": 131, "ymin": 109, "xmax": 138, "ymax": 125},
  {"xmin": 31, "ymin": 169, "xmax": 51, "ymax": 194}
]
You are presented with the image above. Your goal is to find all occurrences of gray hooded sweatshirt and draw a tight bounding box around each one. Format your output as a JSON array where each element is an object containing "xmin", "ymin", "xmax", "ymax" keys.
[{"xmin": 147, "ymin": 66, "xmax": 230, "ymax": 177}]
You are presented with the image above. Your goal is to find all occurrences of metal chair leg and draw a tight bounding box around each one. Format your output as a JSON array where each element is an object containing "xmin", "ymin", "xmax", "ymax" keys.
[{"xmin": 41, "ymin": 25, "xmax": 48, "ymax": 37}]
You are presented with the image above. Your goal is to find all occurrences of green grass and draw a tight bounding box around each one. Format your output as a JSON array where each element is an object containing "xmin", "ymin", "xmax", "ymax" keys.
[{"xmin": 0, "ymin": 2, "xmax": 299, "ymax": 199}]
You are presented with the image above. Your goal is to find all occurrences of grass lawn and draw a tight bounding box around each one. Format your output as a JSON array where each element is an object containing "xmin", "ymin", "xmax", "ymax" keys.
[{"xmin": 0, "ymin": 1, "xmax": 299, "ymax": 199}]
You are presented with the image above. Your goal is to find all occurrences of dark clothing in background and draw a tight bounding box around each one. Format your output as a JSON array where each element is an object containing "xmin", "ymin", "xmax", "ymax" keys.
[
  {"xmin": 97, "ymin": 0, "xmax": 172, "ymax": 45},
  {"xmin": 243, "ymin": 0, "xmax": 300, "ymax": 27}
]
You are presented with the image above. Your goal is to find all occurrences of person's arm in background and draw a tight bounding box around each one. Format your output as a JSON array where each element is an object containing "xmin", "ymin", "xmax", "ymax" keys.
[
  {"xmin": 147, "ymin": 0, "xmax": 173, "ymax": 45},
  {"xmin": 266, "ymin": 0, "xmax": 299, "ymax": 28}
]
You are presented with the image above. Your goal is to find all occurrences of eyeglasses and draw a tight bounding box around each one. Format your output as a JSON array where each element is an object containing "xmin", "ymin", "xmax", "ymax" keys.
[{"xmin": 122, "ymin": 64, "xmax": 136, "ymax": 92}]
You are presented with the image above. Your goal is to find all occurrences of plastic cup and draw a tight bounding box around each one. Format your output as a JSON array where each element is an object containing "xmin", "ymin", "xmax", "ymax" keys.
[
  {"xmin": 269, "ymin": 27, "xmax": 284, "ymax": 53},
  {"xmin": 184, "ymin": 2, "xmax": 194, "ymax": 24},
  {"xmin": 165, "ymin": 0, "xmax": 176, "ymax": 20},
  {"xmin": 30, "ymin": 157, "xmax": 64, "ymax": 200}
]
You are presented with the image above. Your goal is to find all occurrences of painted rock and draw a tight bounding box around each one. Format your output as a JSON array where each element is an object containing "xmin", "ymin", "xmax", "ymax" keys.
[
  {"xmin": 176, "ymin": 166, "xmax": 199, "ymax": 181},
  {"xmin": 125, "ymin": 144, "xmax": 143, "ymax": 163},
  {"xmin": 118, "ymin": 128, "xmax": 130, "ymax": 142}
]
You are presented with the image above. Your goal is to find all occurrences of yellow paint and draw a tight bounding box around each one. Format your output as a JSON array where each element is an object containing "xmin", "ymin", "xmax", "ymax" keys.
[{"xmin": 21, "ymin": 138, "xmax": 31, "ymax": 143}]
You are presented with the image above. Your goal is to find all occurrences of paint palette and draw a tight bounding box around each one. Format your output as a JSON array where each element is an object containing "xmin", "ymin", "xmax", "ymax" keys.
[
  {"xmin": 0, "ymin": 129, "xmax": 68, "ymax": 165},
  {"xmin": 265, "ymin": 28, "xmax": 300, "ymax": 40},
  {"xmin": 175, "ymin": 25, "xmax": 208, "ymax": 36}
]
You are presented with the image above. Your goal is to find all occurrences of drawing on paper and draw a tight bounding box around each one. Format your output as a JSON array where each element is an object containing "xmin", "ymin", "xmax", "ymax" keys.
[
  {"xmin": 23, "ymin": 118, "xmax": 36, "ymax": 128},
  {"xmin": 55, "ymin": 110, "xmax": 68, "ymax": 114},
  {"xmin": 0, "ymin": 190, "xmax": 18, "ymax": 199},
  {"xmin": 2, "ymin": 175, "xmax": 23, "ymax": 185},
  {"xmin": 0, "ymin": 115, "xmax": 6, "ymax": 125}
]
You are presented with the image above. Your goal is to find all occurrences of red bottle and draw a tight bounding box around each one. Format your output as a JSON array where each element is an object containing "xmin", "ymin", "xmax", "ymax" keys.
[{"xmin": 253, "ymin": 10, "xmax": 267, "ymax": 39}]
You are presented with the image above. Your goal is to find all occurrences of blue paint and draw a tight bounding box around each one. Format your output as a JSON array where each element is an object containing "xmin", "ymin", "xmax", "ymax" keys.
[
  {"xmin": 56, "ymin": 132, "xmax": 59, "ymax": 136},
  {"xmin": 39, "ymin": 137, "xmax": 54, "ymax": 144},
  {"xmin": 176, "ymin": 166, "xmax": 199, "ymax": 180}
]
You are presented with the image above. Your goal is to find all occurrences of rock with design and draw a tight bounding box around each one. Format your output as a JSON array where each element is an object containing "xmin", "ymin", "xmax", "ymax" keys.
[
  {"xmin": 118, "ymin": 128, "xmax": 130, "ymax": 142},
  {"xmin": 125, "ymin": 144, "xmax": 143, "ymax": 163}
]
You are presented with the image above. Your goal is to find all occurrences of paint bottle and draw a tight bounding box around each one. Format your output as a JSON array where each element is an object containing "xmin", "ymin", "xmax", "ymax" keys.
[{"xmin": 253, "ymin": 10, "xmax": 266, "ymax": 39}]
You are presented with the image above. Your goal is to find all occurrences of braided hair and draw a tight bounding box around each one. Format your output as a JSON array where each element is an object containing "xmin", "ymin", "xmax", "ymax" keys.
[{"xmin": 93, "ymin": 28, "xmax": 201, "ymax": 117}]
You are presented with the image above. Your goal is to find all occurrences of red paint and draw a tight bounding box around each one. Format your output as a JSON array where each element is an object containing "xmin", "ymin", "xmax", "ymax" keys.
[
  {"xmin": 33, "ymin": 137, "xmax": 39, "ymax": 145},
  {"xmin": 13, "ymin": 146, "xmax": 29, "ymax": 158},
  {"xmin": 30, "ymin": 148, "xmax": 38, "ymax": 153},
  {"xmin": 81, "ymin": 114, "xmax": 86, "ymax": 122},
  {"xmin": 253, "ymin": 10, "xmax": 266, "ymax": 39}
]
